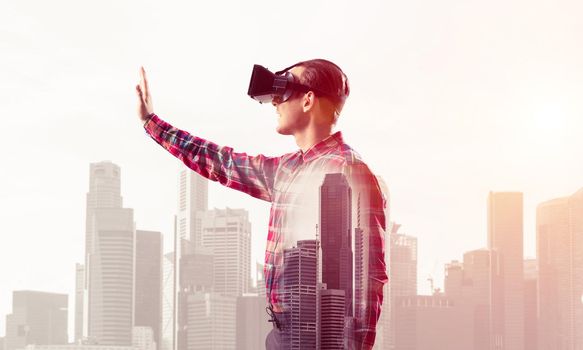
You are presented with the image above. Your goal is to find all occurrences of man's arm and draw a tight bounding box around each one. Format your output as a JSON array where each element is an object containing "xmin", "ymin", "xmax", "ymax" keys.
[
  {"xmin": 348, "ymin": 163, "xmax": 389, "ymax": 349},
  {"xmin": 136, "ymin": 67, "xmax": 279, "ymax": 202},
  {"xmin": 144, "ymin": 114, "xmax": 279, "ymax": 202}
]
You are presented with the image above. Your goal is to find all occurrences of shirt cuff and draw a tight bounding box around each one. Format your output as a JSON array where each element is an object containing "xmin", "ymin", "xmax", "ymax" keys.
[{"xmin": 143, "ymin": 113, "xmax": 157, "ymax": 129}]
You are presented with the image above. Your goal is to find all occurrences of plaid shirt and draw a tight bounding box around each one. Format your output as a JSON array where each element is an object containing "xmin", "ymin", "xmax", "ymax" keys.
[{"xmin": 144, "ymin": 113, "xmax": 388, "ymax": 348}]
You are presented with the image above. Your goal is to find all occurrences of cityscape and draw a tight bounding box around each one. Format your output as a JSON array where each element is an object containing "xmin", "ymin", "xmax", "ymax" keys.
[{"xmin": 1, "ymin": 160, "xmax": 582, "ymax": 350}]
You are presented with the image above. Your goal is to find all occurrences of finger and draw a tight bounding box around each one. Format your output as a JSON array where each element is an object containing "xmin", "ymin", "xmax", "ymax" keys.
[
  {"xmin": 138, "ymin": 67, "xmax": 146, "ymax": 97},
  {"xmin": 140, "ymin": 66, "xmax": 149, "ymax": 95},
  {"xmin": 136, "ymin": 84, "xmax": 144, "ymax": 99}
]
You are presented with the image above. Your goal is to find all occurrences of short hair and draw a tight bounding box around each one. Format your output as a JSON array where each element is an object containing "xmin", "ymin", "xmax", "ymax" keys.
[{"xmin": 293, "ymin": 59, "xmax": 350, "ymax": 117}]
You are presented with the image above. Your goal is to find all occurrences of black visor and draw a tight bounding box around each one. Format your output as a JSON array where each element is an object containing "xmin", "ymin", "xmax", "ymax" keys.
[{"xmin": 247, "ymin": 64, "xmax": 327, "ymax": 104}]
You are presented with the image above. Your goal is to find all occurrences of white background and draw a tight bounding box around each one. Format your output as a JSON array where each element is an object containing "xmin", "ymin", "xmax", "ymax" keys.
[{"xmin": 1, "ymin": 0, "xmax": 582, "ymax": 340}]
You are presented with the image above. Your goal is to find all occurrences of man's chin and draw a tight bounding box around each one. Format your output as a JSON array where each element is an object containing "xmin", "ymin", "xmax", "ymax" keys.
[{"xmin": 275, "ymin": 124, "xmax": 293, "ymax": 136}]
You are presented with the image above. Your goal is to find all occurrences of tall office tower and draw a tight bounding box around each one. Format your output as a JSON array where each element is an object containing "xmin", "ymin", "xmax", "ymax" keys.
[
  {"xmin": 200, "ymin": 208, "xmax": 251, "ymax": 297},
  {"xmin": 393, "ymin": 295, "xmax": 473, "ymax": 350},
  {"xmin": 444, "ymin": 249, "xmax": 496, "ymax": 350},
  {"xmin": 1, "ymin": 336, "xmax": 5, "ymax": 350},
  {"xmin": 180, "ymin": 251, "xmax": 214, "ymax": 293},
  {"xmin": 135, "ymin": 230, "xmax": 163, "ymax": 350},
  {"xmin": 488, "ymin": 192, "xmax": 524, "ymax": 350},
  {"xmin": 444, "ymin": 260, "xmax": 464, "ymax": 298},
  {"xmin": 235, "ymin": 294, "xmax": 271, "ymax": 350},
  {"xmin": 177, "ymin": 250, "xmax": 214, "ymax": 350},
  {"xmin": 185, "ymin": 293, "xmax": 237, "ymax": 350},
  {"xmin": 282, "ymin": 240, "xmax": 318, "ymax": 349},
  {"xmin": 177, "ymin": 208, "xmax": 250, "ymax": 350},
  {"xmin": 87, "ymin": 207, "xmax": 135, "ymax": 345},
  {"xmin": 463, "ymin": 249, "xmax": 493, "ymax": 350},
  {"xmin": 86, "ymin": 162, "xmax": 123, "ymax": 258},
  {"xmin": 354, "ymin": 191, "xmax": 371, "ymax": 325},
  {"xmin": 319, "ymin": 288, "xmax": 346, "ymax": 350},
  {"xmin": 523, "ymin": 259, "xmax": 538, "ymax": 350},
  {"xmin": 161, "ymin": 253, "xmax": 177, "ymax": 350},
  {"xmin": 74, "ymin": 264, "xmax": 85, "ymax": 343},
  {"xmin": 82, "ymin": 161, "xmax": 123, "ymax": 339},
  {"xmin": 537, "ymin": 188, "xmax": 583, "ymax": 350},
  {"xmin": 387, "ymin": 228, "xmax": 417, "ymax": 349},
  {"xmin": 320, "ymin": 173, "xmax": 353, "ymax": 317},
  {"xmin": 177, "ymin": 170, "xmax": 208, "ymax": 255},
  {"xmin": 354, "ymin": 225, "xmax": 366, "ymax": 321},
  {"xmin": 4, "ymin": 291, "xmax": 68, "ymax": 350},
  {"xmin": 132, "ymin": 327, "xmax": 157, "ymax": 350}
]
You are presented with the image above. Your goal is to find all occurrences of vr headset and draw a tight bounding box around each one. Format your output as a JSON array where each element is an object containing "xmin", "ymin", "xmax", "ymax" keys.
[{"xmin": 247, "ymin": 63, "xmax": 346, "ymax": 105}]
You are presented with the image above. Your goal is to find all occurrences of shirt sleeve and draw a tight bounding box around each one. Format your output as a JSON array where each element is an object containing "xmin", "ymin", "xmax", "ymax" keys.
[
  {"xmin": 144, "ymin": 113, "xmax": 280, "ymax": 202},
  {"xmin": 347, "ymin": 162, "xmax": 389, "ymax": 349}
]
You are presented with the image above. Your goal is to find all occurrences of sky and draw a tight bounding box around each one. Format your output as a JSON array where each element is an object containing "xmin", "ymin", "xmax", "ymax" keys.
[{"xmin": 1, "ymin": 0, "xmax": 582, "ymax": 339}]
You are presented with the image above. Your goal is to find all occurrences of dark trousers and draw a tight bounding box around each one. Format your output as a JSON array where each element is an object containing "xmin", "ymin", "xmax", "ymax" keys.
[{"xmin": 265, "ymin": 310, "xmax": 289, "ymax": 350}]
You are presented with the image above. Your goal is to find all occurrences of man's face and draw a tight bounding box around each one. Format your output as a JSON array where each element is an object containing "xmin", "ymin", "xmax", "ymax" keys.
[{"xmin": 272, "ymin": 66, "xmax": 310, "ymax": 136}]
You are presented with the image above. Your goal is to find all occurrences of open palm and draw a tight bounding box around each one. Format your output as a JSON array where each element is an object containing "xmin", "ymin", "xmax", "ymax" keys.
[{"xmin": 135, "ymin": 66, "xmax": 154, "ymax": 122}]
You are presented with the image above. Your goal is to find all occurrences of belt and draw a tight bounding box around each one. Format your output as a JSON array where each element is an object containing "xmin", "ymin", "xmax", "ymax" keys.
[{"xmin": 266, "ymin": 305, "xmax": 287, "ymax": 330}]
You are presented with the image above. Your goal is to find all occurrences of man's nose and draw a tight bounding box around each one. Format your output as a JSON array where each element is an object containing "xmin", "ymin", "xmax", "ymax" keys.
[{"xmin": 271, "ymin": 96, "xmax": 281, "ymax": 106}]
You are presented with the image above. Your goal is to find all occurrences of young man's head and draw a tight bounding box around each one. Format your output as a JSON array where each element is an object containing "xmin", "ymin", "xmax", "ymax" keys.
[{"xmin": 272, "ymin": 59, "xmax": 350, "ymax": 136}]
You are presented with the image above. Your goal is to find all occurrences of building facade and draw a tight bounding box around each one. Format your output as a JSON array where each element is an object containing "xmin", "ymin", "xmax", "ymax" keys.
[
  {"xmin": 537, "ymin": 188, "xmax": 583, "ymax": 350},
  {"xmin": 87, "ymin": 207, "xmax": 135, "ymax": 345},
  {"xmin": 320, "ymin": 173, "xmax": 353, "ymax": 318},
  {"xmin": 488, "ymin": 192, "xmax": 524, "ymax": 350},
  {"xmin": 135, "ymin": 230, "xmax": 163, "ymax": 350},
  {"xmin": 4, "ymin": 291, "xmax": 68, "ymax": 350}
]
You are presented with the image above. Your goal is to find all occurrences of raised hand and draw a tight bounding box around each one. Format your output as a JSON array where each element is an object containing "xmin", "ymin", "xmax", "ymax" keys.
[{"xmin": 136, "ymin": 66, "xmax": 154, "ymax": 123}]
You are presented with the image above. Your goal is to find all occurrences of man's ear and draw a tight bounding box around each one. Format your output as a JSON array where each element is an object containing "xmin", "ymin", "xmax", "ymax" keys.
[{"xmin": 302, "ymin": 91, "xmax": 316, "ymax": 112}]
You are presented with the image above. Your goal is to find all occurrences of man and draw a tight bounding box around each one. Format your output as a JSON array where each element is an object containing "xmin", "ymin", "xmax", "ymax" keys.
[{"xmin": 135, "ymin": 59, "xmax": 388, "ymax": 349}]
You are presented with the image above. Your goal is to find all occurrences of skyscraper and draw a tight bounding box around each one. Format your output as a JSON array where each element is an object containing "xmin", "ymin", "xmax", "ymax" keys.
[
  {"xmin": 74, "ymin": 264, "xmax": 85, "ymax": 343},
  {"xmin": 444, "ymin": 260, "xmax": 463, "ymax": 299},
  {"xmin": 537, "ymin": 188, "xmax": 583, "ymax": 350},
  {"xmin": 4, "ymin": 291, "xmax": 68, "ymax": 350},
  {"xmin": 200, "ymin": 208, "xmax": 251, "ymax": 297},
  {"xmin": 184, "ymin": 293, "xmax": 237, "ymax": 350},
  {"xmin": 175, "ymin": 170, "xmax": 209, "ymax": 350},
  {"xmin": 487, "ymin": 192, "xmax": 524, "ymax": 350},
  {"xmin": 523, "ymin": 259, "xmax": 538, "ymax": 350},
  {"xmin": 85, "ymin": 162, "xmax": 123, "ymax": 258},
  {"xmin": 177, "ymin": 249, "xmax": 214, "ymax": 350},
  {"xmin": 81, "ymin": 161, "xmax": 124, "ymax": 340},
  {"xmin": 132, "ymin": 327, "xmax": 157, "ymax": 350},
  {"xmin": 87, "ymin": 207, "xmax": 135, "ymax": 345},
  {"xmin": 319, "ymin": 288, "xmax": 346, "ymax": 350},
  {"xmin": 387, "ymin": 227, "xmax": 417, "ymax": 349},
  {"xmin": 176, "ymin": 208, "xmax": 251, "ymax": 350},
  {"xmin": 177, "ymin": 170, "xmax": 208, "ymax": 255},
  {"xmin": 135, "ymin": 230, "xmax": 163, "ymax": 350},
  {"xmin": 161, "ymin": 252, "xmax": 177, "ymax": 350},
  {"xmin": 320, "ymin": 173, "xmax": 353, "ymax": 318},
  {"xmin": 463, "ymin": 249, "xmax": 493, "ymax": 350},
  {"xmin": 443, "ymin": 249, "xmax": 495, "ymax": 350},
  {"xmin": 282, "ymin": 240, "xmax": 318, "ymax": 349}
]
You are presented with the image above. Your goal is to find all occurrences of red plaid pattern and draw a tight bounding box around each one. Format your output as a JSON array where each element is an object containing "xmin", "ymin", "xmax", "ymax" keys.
[{"xmin": 144, "ymin": 113, "xmax": 388, "ymax": 348}]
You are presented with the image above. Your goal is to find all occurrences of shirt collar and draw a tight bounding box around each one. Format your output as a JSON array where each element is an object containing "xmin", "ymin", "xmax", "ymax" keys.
[{"xmin": 298, "ymin": 131, "xmax": 344, "ymax": 162}]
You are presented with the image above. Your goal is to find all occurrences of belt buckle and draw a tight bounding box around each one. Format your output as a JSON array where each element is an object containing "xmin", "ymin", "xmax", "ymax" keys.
[{"xmin": 266, "ymin": 305, "xmax": 282, "ymax": 330}]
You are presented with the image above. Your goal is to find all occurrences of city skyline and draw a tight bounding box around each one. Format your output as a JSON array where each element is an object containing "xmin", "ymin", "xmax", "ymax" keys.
[
  {"xmin": 0, "ymin": 161, "xmax": 580, "ymax": 339},
  {"xmin": 3, "ymin": 1, "xmax": 583, "ymax": 340},
  {"xmin": 2, "ymin": 159, "xmax": 583, "ymax": 349}
]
